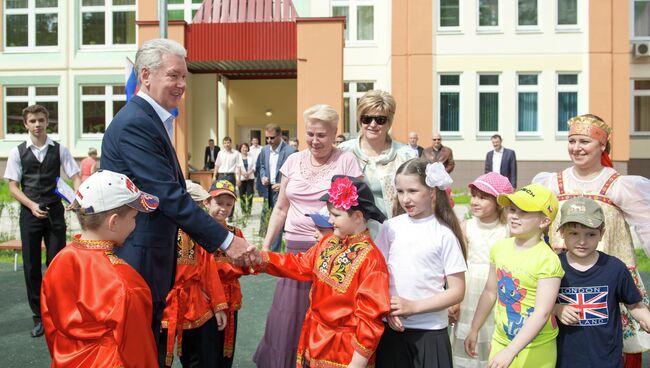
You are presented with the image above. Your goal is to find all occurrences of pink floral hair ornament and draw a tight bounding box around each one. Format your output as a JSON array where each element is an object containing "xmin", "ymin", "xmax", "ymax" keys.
[{"xmin": 327, "ymin": 177, "xmax": 360, "ymax": 210}]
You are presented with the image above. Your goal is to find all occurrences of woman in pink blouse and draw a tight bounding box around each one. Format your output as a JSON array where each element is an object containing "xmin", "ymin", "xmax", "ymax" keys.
[
  {"xmin": 79, "ymin": 147, "xmax": 98, "ymax": 182},
  {"xmin": 253, "ymin": 104, "xmax": 363, "ymax": 368}
]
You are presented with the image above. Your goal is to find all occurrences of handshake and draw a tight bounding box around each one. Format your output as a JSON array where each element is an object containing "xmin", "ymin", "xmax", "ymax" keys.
[{"xmin": 224, "ymin": 236, "xmax": 264, "ymax": 267}]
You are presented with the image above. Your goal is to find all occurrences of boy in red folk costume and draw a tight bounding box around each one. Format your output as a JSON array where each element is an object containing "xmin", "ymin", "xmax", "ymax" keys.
[
  {"xmin": 207, "ymin": 180, "xmax": 254, "ymax": 366},
  {"xmin": 160, "ymin": 180, "xmax": 228, "ymax": 366},
  {"xmin": 41, "ymin": 170, "xmax": 158, "ymax": 367},
  {"xmin": 249, "ymin": 176, "xmax": 390, "ymax": 368}
]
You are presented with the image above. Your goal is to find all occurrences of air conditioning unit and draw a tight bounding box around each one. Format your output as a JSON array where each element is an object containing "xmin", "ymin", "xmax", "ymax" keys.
[{"xmin": 634, "ymin": 42, "xmax": 650, "ymax": 57}]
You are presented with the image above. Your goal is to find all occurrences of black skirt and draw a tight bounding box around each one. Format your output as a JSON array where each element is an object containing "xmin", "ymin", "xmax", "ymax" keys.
[{"xmin": 376, "ymin": 323, "xmax": 453, "ymax": 368}]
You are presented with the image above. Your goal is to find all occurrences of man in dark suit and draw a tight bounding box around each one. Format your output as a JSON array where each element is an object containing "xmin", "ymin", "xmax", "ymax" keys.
[
  {"xmin": 203, "ymin": 138, "xmax": 219, "ymax": 170},
  {"xmin": 484, "ymin": 134, "xmax": 517, "ymax": 187},
  {"xmin": 100, "ymin": 39, "xmax": 251, "ymax": 357},
  {"xmin": 407, "ymin": 131, "xmax": 424, "ymax": 157},
  {"xmin": 257, "ymin": 123, "xmax": 297, "ymax": 252}
]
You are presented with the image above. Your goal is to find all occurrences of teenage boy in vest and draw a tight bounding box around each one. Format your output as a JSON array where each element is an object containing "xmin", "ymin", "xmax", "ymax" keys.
[{"xmin": 3, "ymin": 104, "xmax": 81, "ymax": 337}]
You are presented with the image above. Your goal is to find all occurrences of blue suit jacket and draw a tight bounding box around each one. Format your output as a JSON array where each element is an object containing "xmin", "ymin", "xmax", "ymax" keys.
[
  {"xmin": 257, "ymin": 141, "xmax": 297, "ymax": 185},
  {"xmin": 101, "ymin": 96, "xmax": 230, "ymax": 301},
  {"xmin": 485, "ymin": 148, "xmax": 517, "ymax": 188}
]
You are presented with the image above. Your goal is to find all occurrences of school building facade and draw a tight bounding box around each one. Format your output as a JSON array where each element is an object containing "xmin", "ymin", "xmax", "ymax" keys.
[{"xmin": 0, "ymin": 0, "xmax": 648, "ymax": 186}]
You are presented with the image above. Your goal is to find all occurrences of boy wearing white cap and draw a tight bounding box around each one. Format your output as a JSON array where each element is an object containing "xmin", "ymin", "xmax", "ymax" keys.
[
  {"xmin": 159, "ymin": 181, "xmax": 228, "ymax": 367},
  {"xmin": 40, "ymin": 170, "xmax": 159, "ymax": 368}
]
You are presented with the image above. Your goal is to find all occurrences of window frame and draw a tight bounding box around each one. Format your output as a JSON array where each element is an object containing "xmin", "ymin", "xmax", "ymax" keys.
[
  {"xmin": 516, "ymin": 0, "xmax": 540, "ymax": 33},
  {"xmin": 516, "ymin": 72, "xmax": 541, "ymax": 136},
  {"xmin": 631, "ymin": 0, "xmax": 650, "ymax": 40},
  {"xmin": 3, "ymin": 0, "xmax": 59, "ymax": 51},
  {"xmin": 555, "ymin": 72, "xmax": 579, "ymax": 136},
  {"xmin": 437, "ymin": 73, "xmax": 462, "ymax": 135},
  {"xmin": 3, "ymin": 84, "xmax": 60, "ymax": 140},
  {"xmin": 631, "ymin": 79, "xmax": 650, "ymax": 136},
  {"xmin": 476, "ymin": 0, "xmax": 500, "ymax": 33},
  {"xmin": 80, "ymin": 0, "xmax": 137, "ymax": 50},
  {"xmin": 555, "ymin": 0, "xmax": 580, "ymax": 32},
  {"xmin": 79, "ymin": 84, "xmax": 126, "ymax": 138},
  {"xmin": 167, "ymin": 0, "xmax": 202, "ymax": 23},
  {"xmin": 343, "ymin": 81, "xmax": 375, "ymax": 138},
  {"xmin": 476, "ymin": 73, "xmax": 500, "ymax": 136},
  {"xmin": 331, "ymin": 0, "xmax": 375, "ymax": 45},
  {"xmin": 438, "ymin": 0, "xmax": 462, "ymax": 33}
]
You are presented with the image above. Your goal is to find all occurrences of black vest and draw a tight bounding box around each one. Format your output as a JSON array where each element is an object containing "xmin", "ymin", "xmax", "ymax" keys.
[{"xmin": 18, "ymin": 141, "xmax": 61, "ymax": 204}]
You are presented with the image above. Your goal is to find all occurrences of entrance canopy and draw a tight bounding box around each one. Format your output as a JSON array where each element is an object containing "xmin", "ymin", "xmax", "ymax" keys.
[{"xmin": 187, "ymin": 0, "xmax": 299, "ymax": 79}]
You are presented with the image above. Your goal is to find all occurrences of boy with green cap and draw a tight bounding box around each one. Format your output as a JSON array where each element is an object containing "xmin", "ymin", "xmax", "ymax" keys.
[{"xmin": 554, "ymin": 196, "xmax": 650, "ymax": 368}]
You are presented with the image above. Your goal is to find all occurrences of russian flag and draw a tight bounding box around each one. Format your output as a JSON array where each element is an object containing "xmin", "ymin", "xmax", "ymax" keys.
[
  {"xmin": 124, "ymin": 57, "xmax": 138, "ymax": 102},
  {"xmin": 124, "ymin": 57, "xmax": 178, "ymax": 117}
]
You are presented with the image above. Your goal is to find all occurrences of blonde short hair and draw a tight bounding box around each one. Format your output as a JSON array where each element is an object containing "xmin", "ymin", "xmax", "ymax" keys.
[
  {"xmin": 303, "ymin": 104, "xmax": 339, "ymax": 132},
  {"xmin": 356, "ymin": 90, "xmax": 396, "ymax": 125}
]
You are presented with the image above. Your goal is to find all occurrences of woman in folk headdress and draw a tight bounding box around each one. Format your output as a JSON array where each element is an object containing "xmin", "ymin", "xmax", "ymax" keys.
[{"xmin": 533, "ymin": 114, "xmax": 650, "ymax": 368}]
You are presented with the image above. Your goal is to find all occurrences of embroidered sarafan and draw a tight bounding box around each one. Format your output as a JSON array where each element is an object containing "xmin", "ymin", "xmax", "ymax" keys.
[{"xmin": 315, "ymin": 232, "xmax": 373, "ymax": 293}]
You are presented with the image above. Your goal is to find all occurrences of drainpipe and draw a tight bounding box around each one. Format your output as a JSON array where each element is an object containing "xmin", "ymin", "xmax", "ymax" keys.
[{"xmin": 158, "ymin": 0, "xmax": 168, "ymax": 38}]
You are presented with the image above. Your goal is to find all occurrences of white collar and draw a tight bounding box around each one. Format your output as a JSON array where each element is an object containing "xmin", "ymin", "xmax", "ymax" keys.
[
  {"xmin": 494, "ymin": 147, "xmax": 504, "ymax": 153},
  {"xmin": 25, "ymin": 136, "xmax": 54, "ymax": 149},
  {"xmin": 270, "ymin": 141, "xmax": 284, "ymax": 153},
  {"xmin": 137, "ymin": 90, "xmax": 173, "ymax": 123}
]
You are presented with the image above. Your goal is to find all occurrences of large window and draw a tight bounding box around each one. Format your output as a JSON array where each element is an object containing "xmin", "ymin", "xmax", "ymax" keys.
[
  {"xmin": 80, "ymin": 85, "xmax": 126, "ymax": 136},
  {"xmin": 478, "ymin": 0, "xmax": 498, "ymax": 29},
  {"xmin": 517, "ymin": 74, "xmax": 539, "ymax": 133},
  {"xmin": 517, "ymin": 0, "xmax": 538, "ymax": 28},
  {"xmin": 343, "ymin": 82, "xmax": 374, "ymax": 136},
  {"xmin": 167, "ymin": 0, "xmax": 202, "ymax": 23},
  {"xmin": 634, "ymin": 0, "xmax": 650, "ymax": 38},
  {"xmin": 3, "ymin": 0, "xmax": 58, "ymax": 49},
  {"xmin": 332, "ymin": 0, "xmax": 374, "ymax": 42},
  {"xmin": 439, "ymin": 74, "xmax": 461, "ymax": 132},
  {"xmin": 478, "ymin": 74, "xmax": 499, "ymax": 133},
  {"xmin": 439, "ymin": 0, "xmax": 460, "ymax": 29},
  {"xmin": 4, "ymin": 86, "xmax": 59, "ymax": 135},
  {"xmin": 557, "ymin": 73, "xmax": 578, "ymax": 132},
  {"xmin": 81, "ymin": 0, "xmax": 136, "ymax": 47},
  {"xmin": 557, "ymin": 0, "xmax": 577, "ymax": 27},
  {"xmin": 633, "ymin": 80, "xmax": 650, "ymax": 133}
]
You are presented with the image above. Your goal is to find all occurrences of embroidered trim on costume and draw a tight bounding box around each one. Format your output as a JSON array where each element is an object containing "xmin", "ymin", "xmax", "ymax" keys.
[
  {"xmin": 176, "ymin": 231, "xmax": 197, "ymax": 265},
  {"xmin": 352, "ymin": 335, "xmax": 373, "ymax": 358},
  {"xmin": 181, "ymin": 309, "xmax": 214, "ymax": 330},
  {"xmin": 72, "ymin": 236, "xmax": 116, "ymax": 250},
  {"xmin": 314, "ymin": 232, "xmax": 372, "ymax": 294},
  {"xmin": 106, "ymin": 251, "xmax": 127, "ymax": 265}
]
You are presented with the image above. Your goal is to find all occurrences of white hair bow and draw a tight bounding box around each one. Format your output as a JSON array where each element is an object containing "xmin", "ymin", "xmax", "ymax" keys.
[{"xmin": 425, "ymin": 162, "xmax": 453, "ymax": 189}]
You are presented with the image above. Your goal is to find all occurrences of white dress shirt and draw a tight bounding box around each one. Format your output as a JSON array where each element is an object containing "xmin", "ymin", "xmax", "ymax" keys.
[
  {"xmin": 492, "ymin": 147, "xmax": 503, "ymax": 174},
  {"xmin": 137, "ymin": 90, "xmax": 174, "ymax": 142},
  {"xmin": 4, "ymin": 136, "xmax": 80, "ymax": 182},
  {"xmin": 215, "ymin": 149, "xmax": 241, "ymax": 174},
  {"xmin": 269, "ymin": 141, "xmax": 284, "ymax": 184},
  {"xmin": 248, "ymin": 145, "xmax": 262, "ymax": 168}
]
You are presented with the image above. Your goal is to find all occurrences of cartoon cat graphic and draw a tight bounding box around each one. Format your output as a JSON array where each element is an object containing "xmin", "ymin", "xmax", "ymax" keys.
[{"xmin": 497, "ymin": 269, "xmax": 534, "ymax": 340}]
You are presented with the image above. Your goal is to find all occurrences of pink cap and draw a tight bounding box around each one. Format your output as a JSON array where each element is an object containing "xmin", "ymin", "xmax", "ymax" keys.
[{"xmin": 468, "ymin": 172, "xmax": 514, "ymax": 198}]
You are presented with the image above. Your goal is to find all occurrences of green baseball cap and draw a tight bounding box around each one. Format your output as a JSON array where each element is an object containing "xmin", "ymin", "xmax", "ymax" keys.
[{"xmin": 559, "ymin": 197, "xmax": 604, "ymax": 228}]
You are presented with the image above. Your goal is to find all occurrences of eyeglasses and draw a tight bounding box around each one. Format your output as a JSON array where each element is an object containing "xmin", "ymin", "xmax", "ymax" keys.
[
  {"xmin": 360, "ymin": 115, "xmax": 389, "ymax": 125},
  {"xmin": 265, "ymin": 136, "xmax": 276, "ymax": 141}
]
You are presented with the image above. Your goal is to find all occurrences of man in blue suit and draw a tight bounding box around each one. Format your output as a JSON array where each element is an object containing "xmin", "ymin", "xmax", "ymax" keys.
[
  {"xmin": 100, "ymin": 39, "xmax": 252, "ymax": 358},
  {"xmin": 257, "ymin": 123, "xmax": 297, "ymax": 252},
  {"xmin": 484, "ymin": 134, "xmax": 517, "ymax": 187}
]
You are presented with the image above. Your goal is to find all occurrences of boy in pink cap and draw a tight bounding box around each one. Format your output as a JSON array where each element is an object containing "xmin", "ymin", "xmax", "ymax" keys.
[
  {"xmin": 450, "ymin": 172, "xmax": 513, "ymax": 367},
  {"xmin": 41, "ymin": 170, "xmax": 159, "ymax": 368}
]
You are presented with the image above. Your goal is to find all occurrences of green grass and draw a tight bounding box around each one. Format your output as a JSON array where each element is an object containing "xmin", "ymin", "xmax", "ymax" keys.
[{"xmin": 637, "ymin": 249, "xmax": 650, "ymax": 273}]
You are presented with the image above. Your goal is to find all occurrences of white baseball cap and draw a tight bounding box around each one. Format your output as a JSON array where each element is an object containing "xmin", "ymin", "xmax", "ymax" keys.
[
  {"xmin": 185, "ymin": 180, "xmax": 210, "ymax": 202},
  {"xmin": 75, "ymin": 170, "xmax": 159, "ymax": 214}
]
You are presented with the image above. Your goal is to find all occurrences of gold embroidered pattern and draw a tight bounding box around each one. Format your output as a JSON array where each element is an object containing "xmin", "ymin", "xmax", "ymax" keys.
[
  {"xmin": 72, "ymin": 237, "xmax": 116, "ymax": 250},
  {"xmin": 105, "ymin": 251, "xmax": 127, "ymax": 265},
  {"xmin": 352, "ymin": 336, "xmax": 373, "ymax": 358},
  {"xmin": 314, "ymin": 232, "xmax": 372, "ymax": 294},
  {"xmin": 176, "ymin": 231, "xmax": 197, "ymax": 265}
]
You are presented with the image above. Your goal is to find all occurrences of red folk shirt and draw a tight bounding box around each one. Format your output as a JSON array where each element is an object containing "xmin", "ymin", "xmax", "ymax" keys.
[
  {"xmin": 161, "ymin": 230, "xmax": 228, "ymax": 366},
  {"xmin": 41, "ymin": 236, "xmax": 157, "ymax": 368},
  {"xmin": 260, "ymin": 231, "xmax": 390, "ymax": 368},
  {"xmin": 214, "ymin": 224, "xmax": 253, "ymax": 357}
]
